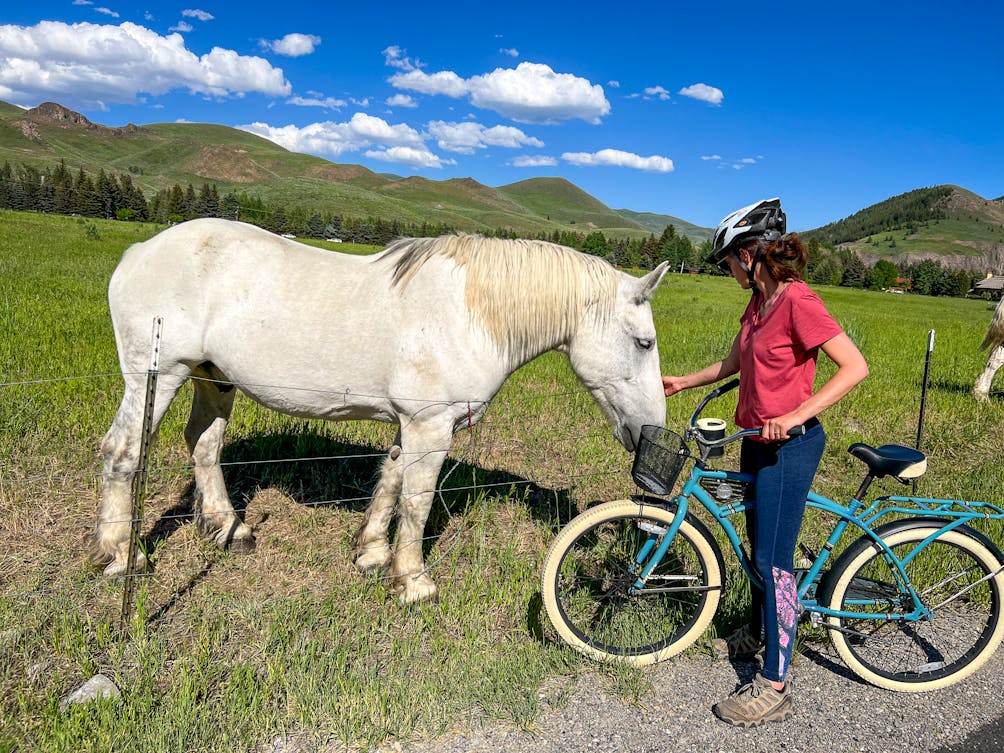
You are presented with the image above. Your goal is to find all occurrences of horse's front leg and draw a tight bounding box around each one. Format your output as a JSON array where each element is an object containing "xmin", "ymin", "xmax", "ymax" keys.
[
  {"xmin": 391, "ymin": 423, "xmax": 452, "ymax": 604},
  {"xmin": 974, "ymin": 345, "xmax": 1004, "ymax": 401},
  {"xmin": 92, "ymin": 374, "xmax": 185, "ymax": 576},
  {"xmin": 354, "ymin": 430, "xmax": 403, "ymax": 573}
]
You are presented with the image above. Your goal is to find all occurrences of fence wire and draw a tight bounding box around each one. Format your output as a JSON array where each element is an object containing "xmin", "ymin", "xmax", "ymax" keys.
[{"xmin": 0, "ymin": 369, "xmax": 641, "ymax": 616}]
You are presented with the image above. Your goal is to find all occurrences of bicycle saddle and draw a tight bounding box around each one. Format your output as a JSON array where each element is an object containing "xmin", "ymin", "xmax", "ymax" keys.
[{"xmin": 847, "ymin": 443, "xmax": 927, "ymax": 482}]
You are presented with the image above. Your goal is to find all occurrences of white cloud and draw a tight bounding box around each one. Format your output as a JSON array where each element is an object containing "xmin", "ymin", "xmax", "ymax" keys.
[
  {"xmin": 390, "ymin": 60, "xmax": 609, "ymax": 125},
  {"xmin": 701, "ymin": 155, "xmax": 722, "ymax": 160},
  {"xmin": 73, "ymin": 0, "xmax": 92, "ymax": 5},
  {"xmin": 388, "ymin": 68, "xmax": 468, "ymax": 98},
  {"xmin": 468, "ymin": 63, "xmax": 609, "ymax": 124},
  {"xmin": 679, "ymin": 83, "xmax": 724, "ymax": 105},
  {"xmin": 500, "ymin": 47, "xmax": 519, "ymax": 57},
  {"xmin": 95, "ymin": 7, "xmax": 119, "ymax": 17},
  {"xmin": 364, "ymin": 146, "xmax": 454, "ymax": 169},
  {"xmin": 382, "ymin": 45, "xmax": 422, "ymax": 71},
  {"xmin": 169, "ymin": 21, "xmax": 194, "ymax": 33},
  {"xmin": 608, "ymin": 80, "xmax": 620, "ymax": 88},
  {"xmin": 427, "ymin": 120, "xmax": 543, "ymax": 154},
  {"xmin": 386, "ymin": 93, "xmax": 418, "ymax": 108},
  {"xmin": 287, "ymin": 95, "xmax": 346, "ymax": 109},
  {"xmin": 182, "ymin": 9, "xmax": 215, "ymax": 21},
  {"xmin": 644, "ymin": 85, "xmax": 671, "ymax": 101},
  {"xmin": 512, "ymin": 155, "xmax": 558, "ymax": 167},
  {"xmin": 238, "ymin": 112, "xmax": 426, "ymax": 158},
  {"xmin": 562, "ymin": 148, "xmax": 674, "ymax": 173},
  {"xmin": 0, "ymin": 21, "xmax": 291, "ymax": 108},
  {"xmin": 261, "ymin": 33, "xmax": 321, "ymax": 57}
]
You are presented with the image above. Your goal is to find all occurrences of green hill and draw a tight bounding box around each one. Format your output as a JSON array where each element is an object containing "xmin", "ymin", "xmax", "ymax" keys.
[
  {"xmin": 0, "ymin": 101, "xmax": 670, "ymax": 239},
  {"xmin": 804, "ymin": 185, "xmax": 1004, "ymax": 272},
  {"xmin": 614, "ymin": 208, "xmax": 713, "ymax": 243}
]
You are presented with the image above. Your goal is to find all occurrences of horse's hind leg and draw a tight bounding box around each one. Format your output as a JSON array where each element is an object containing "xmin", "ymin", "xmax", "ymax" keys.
[
  {"xmin": 354, "ymin": 429, "xmax": 402, "ymax": 573},
  {"xmin": 92, "ymin": 372, "xmax": 187, "ymax": 576},
  {"xmin": 974, "ymin": 345, "xmax": 1004, "ymax": 401},
  {"xmin": 185, "ymin": 368, "xmax": 255, "ymax": 553}
]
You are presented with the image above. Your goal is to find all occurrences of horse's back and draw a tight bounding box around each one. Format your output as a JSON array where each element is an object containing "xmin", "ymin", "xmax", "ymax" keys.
[{"xmin": 108, "ymin": 219, "xmax": 392, "ymax": 372}]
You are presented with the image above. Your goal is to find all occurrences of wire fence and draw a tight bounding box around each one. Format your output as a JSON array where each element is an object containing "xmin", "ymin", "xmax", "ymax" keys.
[{"xmin": 0, "ymin": 365, "xmax": 639, "ymax": 624}]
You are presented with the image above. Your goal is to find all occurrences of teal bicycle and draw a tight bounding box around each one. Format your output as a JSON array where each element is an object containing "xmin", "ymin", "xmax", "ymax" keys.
[{"xmin": 541, "ymin": 379, "xmax": 1004, "ymax": 692}]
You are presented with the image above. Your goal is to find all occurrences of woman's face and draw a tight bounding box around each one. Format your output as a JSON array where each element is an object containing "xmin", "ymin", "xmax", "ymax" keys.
[{"xmin": 726, "ymin": 250, "xmax": 753, "ymax": 289}]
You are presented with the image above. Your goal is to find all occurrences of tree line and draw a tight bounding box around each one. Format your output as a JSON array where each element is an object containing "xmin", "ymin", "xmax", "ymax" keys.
[{"xmin": 0, "ymin": 159, "xmax": 988, "ymax": 298}]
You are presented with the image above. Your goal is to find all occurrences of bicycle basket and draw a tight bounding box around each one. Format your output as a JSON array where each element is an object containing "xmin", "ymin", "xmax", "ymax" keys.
[{"xmin": 632, "ymin": 425, "xmax": 689, "ymax": 495}]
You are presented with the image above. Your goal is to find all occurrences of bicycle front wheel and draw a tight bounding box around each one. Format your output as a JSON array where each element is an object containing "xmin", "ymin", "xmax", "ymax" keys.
[
  {"xmin": 822, "ymin": 524, "xmax": 1004, "ymax": 692},
  {"xmin": 540, "ymin": 498, "xmax": 724, "ymax": 666}
]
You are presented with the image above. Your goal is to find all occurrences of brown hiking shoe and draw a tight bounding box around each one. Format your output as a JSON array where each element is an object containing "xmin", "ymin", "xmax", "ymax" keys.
[
  {"xmin": 712, "ymin": 673, "xmax": 793, "ymax": 728},
  {"xmin": 712, "ymin": 623, "xmax": 765, "ymax": 662}
]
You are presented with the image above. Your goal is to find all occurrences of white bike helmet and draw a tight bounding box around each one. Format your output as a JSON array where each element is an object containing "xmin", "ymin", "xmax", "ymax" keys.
[{"xmin": 709, "ymin": 198, "xmax": 786, "ymax": 272}]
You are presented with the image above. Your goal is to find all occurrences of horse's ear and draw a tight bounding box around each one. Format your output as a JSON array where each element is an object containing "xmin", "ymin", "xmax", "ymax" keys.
[{"xmin": 632, "ymin": 261, "xmax": 670, "ymax": 304}]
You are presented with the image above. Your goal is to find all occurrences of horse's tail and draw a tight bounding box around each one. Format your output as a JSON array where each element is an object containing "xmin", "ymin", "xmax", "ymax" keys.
[{"xmin": 980, "ymin": 298, "xmax": 1004, "ymax": 350}]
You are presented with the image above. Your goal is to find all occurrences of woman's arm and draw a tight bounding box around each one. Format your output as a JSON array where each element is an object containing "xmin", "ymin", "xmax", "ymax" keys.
[
  {"xmin": 663, "ymin": 333, "xmax": 742, "ymax": 397},
  {"xmin": 762, "ymin": 332, "xmax": 869, "ymax": 440}
]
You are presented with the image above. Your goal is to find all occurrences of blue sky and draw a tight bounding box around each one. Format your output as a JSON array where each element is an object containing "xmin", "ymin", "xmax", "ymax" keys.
[{"xmin": 1, "ymin": 1, "xmax": 1002, "ymax": 230}]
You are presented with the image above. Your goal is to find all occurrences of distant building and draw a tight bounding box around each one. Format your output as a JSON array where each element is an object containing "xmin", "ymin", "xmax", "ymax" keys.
[{"xmin": 971, "ymin": 274, "xmax": 1004, "ymax": 298}]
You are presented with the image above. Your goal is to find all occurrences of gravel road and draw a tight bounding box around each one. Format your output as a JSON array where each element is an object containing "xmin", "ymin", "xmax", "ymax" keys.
[{"xmin": 382, "ymin": 645, "xmax": 1004, "ymax": 753}]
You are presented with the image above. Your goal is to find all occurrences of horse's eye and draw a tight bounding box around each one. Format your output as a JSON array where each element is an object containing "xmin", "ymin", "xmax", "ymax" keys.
[{"xmin": 635, "ymin": 338, "xmax": 654, "ymax": 351}]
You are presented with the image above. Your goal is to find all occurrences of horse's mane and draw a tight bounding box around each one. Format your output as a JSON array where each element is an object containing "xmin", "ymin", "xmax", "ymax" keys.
[
  {"xmin": 981, "ymin": 296, "xmax": 1004, "ymax": 350},
  {"xmin": 380, "ymin": 234, "xmax": 618, "ymax": 362}
]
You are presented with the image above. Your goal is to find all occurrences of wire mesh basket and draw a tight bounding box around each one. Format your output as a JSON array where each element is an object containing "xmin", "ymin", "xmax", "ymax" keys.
[{"xmin": 631, "ymin": 425, "xmax": 689, "ymax": 495}]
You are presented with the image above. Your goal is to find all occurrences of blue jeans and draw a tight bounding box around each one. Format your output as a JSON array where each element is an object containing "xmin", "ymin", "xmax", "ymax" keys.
[{"xmin": 740, "ymin": 419, "xmax": 826, "ymax": 683}]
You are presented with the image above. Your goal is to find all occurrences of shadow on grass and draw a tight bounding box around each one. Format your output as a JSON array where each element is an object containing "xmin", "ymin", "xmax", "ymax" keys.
[{"xmin": 138, "ymin": 426, "xmax": 579, "ymax": 615}]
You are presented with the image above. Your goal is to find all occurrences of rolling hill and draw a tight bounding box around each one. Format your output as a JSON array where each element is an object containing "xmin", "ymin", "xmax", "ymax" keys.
[
  {"xmin": 0, "ymin": 100, "xmax": 705, "ymax": 240},
  {"xmin": 804, "ymin": 186, "xmax": 1004, "ymax": 272},
  {"xmin": 2, "ymin": 100, "xmax": 1001, "ymax": 270}
]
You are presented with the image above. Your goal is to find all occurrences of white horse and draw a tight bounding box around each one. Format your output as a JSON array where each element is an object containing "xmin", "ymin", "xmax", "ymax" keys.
[
  {"xmin": 94, "ymin": 219, "xmax": 669, "ymax": 603},
  {"xmin": 974, "ymin": 296, "xmax": 1004, "ymax": 401}
]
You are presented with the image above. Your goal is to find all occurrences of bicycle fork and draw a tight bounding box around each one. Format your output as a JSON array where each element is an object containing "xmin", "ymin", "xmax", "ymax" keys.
[{"xmin": 627, "ymin": 499, "xmax": 689, "ymax": 594}]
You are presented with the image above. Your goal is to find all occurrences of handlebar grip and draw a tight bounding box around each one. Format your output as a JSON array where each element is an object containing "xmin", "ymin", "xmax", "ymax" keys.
[{"xmin": 714, "ymin": 378, "xmax": 740, "ymax": 397}]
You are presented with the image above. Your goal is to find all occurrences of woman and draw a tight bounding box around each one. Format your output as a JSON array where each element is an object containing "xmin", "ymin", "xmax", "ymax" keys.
[{"xmin": 663, "ymin": 198, "xmax": 868, "ymax": 727}]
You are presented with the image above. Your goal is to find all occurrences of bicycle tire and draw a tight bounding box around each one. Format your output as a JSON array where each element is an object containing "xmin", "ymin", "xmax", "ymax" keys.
[
  {"xmin": 540, "ymin": 498, "xmax": 724, "ymax": 666},
  {"xmin": 820, "ymin": 522, "xmax": 1004, "ymax": 692}
]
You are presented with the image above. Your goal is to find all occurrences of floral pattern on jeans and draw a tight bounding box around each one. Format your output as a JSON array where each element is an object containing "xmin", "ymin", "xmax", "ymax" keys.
[{"xmin": 773, "ymin": 566, "xmax": 798, "ymax": 677}]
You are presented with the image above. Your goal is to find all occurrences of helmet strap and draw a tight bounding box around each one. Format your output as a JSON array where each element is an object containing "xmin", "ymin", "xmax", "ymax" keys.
[{"xmin": 734, "ymin": 240, "xmax": 762, "ymax": 286}]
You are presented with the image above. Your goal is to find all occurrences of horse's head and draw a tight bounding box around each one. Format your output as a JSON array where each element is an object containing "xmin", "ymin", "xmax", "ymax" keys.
[{"xmin": 566, "ymin": 262, "xmax": 669, "ymax": 451}]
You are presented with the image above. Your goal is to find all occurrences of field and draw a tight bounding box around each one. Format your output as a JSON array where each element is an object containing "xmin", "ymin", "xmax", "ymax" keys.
[{"xmin": 1, "ymin": 210, "xmax": 1003, "ymax": 752}]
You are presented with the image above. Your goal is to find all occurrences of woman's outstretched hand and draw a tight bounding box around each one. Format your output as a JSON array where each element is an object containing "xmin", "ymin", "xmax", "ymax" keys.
[{"xmin": 662, "ymin": 376, "xmax": 686, "ymax": 397}]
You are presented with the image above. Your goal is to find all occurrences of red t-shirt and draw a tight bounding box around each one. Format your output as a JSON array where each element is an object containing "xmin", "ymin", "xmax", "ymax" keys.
[{"xmin": 735, "ymin": 279, "xmax": 843, "ymax": 435}]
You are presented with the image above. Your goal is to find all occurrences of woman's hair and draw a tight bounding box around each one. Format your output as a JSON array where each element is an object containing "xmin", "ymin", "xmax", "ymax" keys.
[{"xmin": 743, "ymin": 233, "xmax": 808, "ymax": 282}]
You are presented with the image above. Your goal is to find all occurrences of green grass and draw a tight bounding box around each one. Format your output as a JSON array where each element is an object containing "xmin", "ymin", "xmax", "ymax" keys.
[{"xmin": 1, "ymin": 210, "xmax": 1003, "ymax": 751}]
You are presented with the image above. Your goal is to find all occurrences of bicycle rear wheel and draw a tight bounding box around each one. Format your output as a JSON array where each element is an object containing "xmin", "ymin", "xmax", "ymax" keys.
[
  {"xmin": 821, "ymin": 523, "xmax": 1004, "ymax": 692},
  {"xmin": 540, "ymin": 498, "xmax": 723, "ymax": 666}
]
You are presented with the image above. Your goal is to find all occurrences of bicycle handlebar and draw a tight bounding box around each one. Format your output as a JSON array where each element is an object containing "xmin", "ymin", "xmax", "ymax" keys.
[{"xmin": 687, "ymin": 380, "xmax": 805, "ymax": 450}]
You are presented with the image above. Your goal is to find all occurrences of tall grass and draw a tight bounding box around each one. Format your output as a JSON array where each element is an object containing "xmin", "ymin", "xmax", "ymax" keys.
[{"xmin": 1, "ymin": 210, "xmax": 1002, "ymax": 751}]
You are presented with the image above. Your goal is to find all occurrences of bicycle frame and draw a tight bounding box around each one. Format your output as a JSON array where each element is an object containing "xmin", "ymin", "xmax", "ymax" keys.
[{"xmin": 630, "ymin": 442, "xmax": 1004, "ymax": 626}]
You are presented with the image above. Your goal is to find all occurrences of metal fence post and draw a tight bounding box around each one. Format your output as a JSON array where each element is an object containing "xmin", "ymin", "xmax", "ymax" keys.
[
  {"xmin": 913, "ymin": 329, "xmax": 935, "ymax": 495},
  {"xmin": 120, "ymin": 316, "xmax": 163, "ymax": 628}
]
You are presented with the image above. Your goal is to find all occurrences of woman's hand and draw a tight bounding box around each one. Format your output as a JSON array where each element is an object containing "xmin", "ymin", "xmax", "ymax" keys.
[
  {"xmin": 662, "ymin": 376, "xmax": 687, "ymax": 397},
  {"xmin": 761, "ymin": 414, "xmax": 803, "ymax": 441}
]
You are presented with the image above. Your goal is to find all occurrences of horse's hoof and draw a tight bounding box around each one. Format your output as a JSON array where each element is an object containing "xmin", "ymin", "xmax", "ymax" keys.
[
  {"xmin": 103, "ymin": 552, "xmax": 148, "ymax": 577},
  {"xmin": 397, "ymin": 575, "xmax": 438, "ymax": 605},
  {"xmin": 355, "ymin": 544, "xmax": 392, "ymax": 574}
]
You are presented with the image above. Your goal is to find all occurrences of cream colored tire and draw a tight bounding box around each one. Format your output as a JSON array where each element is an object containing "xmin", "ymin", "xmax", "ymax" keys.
[
  {"xmin": 541, "ymin": 498, "xmax": 723, "ymax": 666},
  {"xmin": 825, "ymin": 525, "xmax": 1004, "ymax": 692}
]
